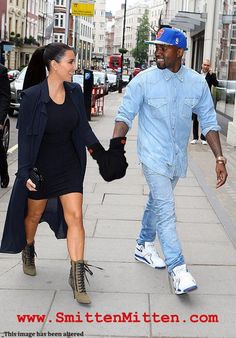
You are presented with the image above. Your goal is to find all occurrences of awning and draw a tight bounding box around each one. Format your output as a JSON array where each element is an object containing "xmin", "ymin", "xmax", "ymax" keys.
[{"xmin": 169, "ymin": 11, "xmax": 207, "ymax": 32}]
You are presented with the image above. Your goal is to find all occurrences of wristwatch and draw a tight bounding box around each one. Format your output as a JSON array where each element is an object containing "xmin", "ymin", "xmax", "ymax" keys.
[{"xmin": 216, "ymin": 156, "xmax": 227, "ymax": 165}]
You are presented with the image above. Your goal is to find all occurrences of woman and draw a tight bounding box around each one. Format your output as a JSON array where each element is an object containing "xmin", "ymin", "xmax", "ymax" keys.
[{"xmin": 0, "ymin": 43, "xmax": 108, "ymax": 305}]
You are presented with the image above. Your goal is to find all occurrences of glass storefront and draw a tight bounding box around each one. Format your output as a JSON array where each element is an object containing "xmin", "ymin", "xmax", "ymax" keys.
[{"xmin": 213, "ymin": 0, "xmax": 236, "ymax": 124}]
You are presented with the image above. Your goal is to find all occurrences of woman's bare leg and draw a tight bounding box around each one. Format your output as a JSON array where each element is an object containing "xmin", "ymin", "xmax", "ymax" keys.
[
  {"xmin": 25, "ymin": 198, "xmax": 48, "ymax": 244},
  {"xmin": 59, "ymin": 192, "xmax": 84, "ymax": 261}
]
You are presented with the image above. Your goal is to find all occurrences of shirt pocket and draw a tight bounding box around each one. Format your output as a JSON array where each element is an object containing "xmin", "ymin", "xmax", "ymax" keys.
[
  {"xmin": 147, "ymin": 98, "xmax": 168, "ymax": 119},
  {"xmin": 182, "ymin": 98, "xmax": 198, "ymax": 119}
]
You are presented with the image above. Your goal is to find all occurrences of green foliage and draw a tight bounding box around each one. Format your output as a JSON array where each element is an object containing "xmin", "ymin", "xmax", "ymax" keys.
[
  {"xmin": 24, "ymin": 35, "xmax": 40, "ymax": 46},
  {"xmin": 9, "ymin": 33, "xmax": 23, "ymax": 47},
  {"xmin": 131, "ymin": 9, "xmax": 149, "ymax": 66},
  {"xmin": 119, "ymin": 47, "xmax": 128, "ymax": 54}
]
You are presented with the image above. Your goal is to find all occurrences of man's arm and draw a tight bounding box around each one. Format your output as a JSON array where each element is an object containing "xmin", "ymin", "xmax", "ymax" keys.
[
  {"xmin": 205, "ymin": 130, "xmax": 228, "ymax": 188},
  {"xmin": 211, "ymin": 73, "xmax": 219, "ymax": 87},
  {"xmin": 112, "ymin": 121, "xmax": 129, "ymax": 138}
]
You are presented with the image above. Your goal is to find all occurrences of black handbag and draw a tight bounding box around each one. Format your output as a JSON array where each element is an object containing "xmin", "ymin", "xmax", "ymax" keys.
[{"xmin": 29, "ymin": 167, "xmax": 44, "ymax": 191}]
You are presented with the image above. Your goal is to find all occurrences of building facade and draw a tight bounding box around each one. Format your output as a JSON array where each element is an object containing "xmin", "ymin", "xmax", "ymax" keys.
[
  {"xmin": 76, "ymin": 16, "xmax": 93, "ymax": 69},
  {"xmin": 7, "ymin": 0, "xmax": 27, "ymax": 69},
  {"xmin": 104, "ymin": 10, "xmax": 114, "ymax": 64},
  {"xmin": 92, "ymin": 0, "xmax": 106, "ymax": 67},
  {"xmin": 37, "ymin": 0, "xmax": 54, "ymax": 46},
  {"xmin": 147, "ymin": 0, "xmax": 165, "ymax": 66},
  {"xmin": 0, "ymin": 0, "xmax": 11, "ymax": 65},
  {"xmin": 113, "ymin": 2, "xmax": 147, "ymax": 69}
]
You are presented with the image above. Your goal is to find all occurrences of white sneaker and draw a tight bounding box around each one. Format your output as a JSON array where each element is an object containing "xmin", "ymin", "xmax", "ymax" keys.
[
  {"xmin": 201, "ymin": 140, "xmax": 207, "ymax": 145},
  {"xmin": 135, "ymin": 242, "xmax": 166, "ymax": 269},
  {"xmin": 190, "ymin": 139, "xmax": 198, "ymax": 144},
  {"xmin": 171, "ymin": 264, "xmax": 197, "ymax": 295}
]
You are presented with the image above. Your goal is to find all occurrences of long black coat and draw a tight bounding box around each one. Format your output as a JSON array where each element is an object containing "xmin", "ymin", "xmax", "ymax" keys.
[{"xmin": 0, "ymin": 79, "xmax": 98, "ymax": 253}]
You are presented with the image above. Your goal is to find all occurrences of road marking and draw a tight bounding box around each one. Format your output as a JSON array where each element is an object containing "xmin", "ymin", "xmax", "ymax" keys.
[{"xmin": 7, "ymin": 144, "xmax": 18, "ymax": 154}]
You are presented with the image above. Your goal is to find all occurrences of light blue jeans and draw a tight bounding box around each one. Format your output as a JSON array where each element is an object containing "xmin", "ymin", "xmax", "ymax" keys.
[{"xmin": 137, "ymin": 164, "xmax": 185, "ymax": 272}]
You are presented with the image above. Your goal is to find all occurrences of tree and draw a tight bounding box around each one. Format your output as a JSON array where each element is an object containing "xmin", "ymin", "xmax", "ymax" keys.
[{"xmin": 131, "ymin": 9, "xmax": 150, "ymax": 67}]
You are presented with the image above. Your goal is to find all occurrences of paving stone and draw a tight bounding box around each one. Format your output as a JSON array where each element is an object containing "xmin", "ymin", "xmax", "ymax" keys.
[
  {"xmin": 178, "ymin": 177, "xmax": 199, "ymax": 186},
  {"xmin": 176, "ymin": 208, "xmax": 219, "ymax": 223},
  {"xmin": 182, "ymin": 241, "xmax": 236, "ymax": 265},
  {"xmin": 0, "ymin": 289, "xmax": 54, "ymax": 331},
  {"xmin": 34, "ymin": 236, "xmax": 68, "ymax": 259},
  {"xmin": 85, "ymin": 204, "xmax": 144, "ymax": 220},
  {"xmin": 85, "ymin": 238, "xmax": 136, "ymax": 262},
  {"xmin": 94, "ymin": 219, "xmax": 141, "ymax": 239},
  {"xmin": 0, "ymin": 259, "xmax": 68, "ymax": 290},
  {"xmin": 174, "ymin": 186, "xmax": 206, "ymax": 196},
  {"xmin": 175, "ymin": 195, "xmax": 212, "ymax": 209},
  {"xmin": 88, "ymin": 261, "xmax": 169, "ymax": 294},
  {"xmin": 83, "ymin": 182, "xmax": 96, "ymax": 193},
  {"xmin": 83, "ymin": 192, "xmax": 104, "ymax": 205},
  {"xmin": 187, "ymin": 265, "xmax": 236, "ymax": 295},
  {"xmin": 0, "ymin": 258, "xmax": 20, "ymax": 276},
  {"xmin": 177, "ymin": 222, "xmax": 230, "ymax": 242},
  {"xmin": 43, "ymin": 292, "xmax": 150, "ymax": 337},
  {"xmin": 102, "ymin": 194, "xmax": 146, "ymax": 207},
  {"xmin": 150, "ymin": 294, "xmax": 236, "ymax": 338},
  {"xmin": 94, "ymin": 183, "xmax": 143, "ymax": 195}
]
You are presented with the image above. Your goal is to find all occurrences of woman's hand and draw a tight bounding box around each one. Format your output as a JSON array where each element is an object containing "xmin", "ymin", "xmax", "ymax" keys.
[{"xmin": 26, "ymin": 179, "xmax": 37, "ymax": 191}]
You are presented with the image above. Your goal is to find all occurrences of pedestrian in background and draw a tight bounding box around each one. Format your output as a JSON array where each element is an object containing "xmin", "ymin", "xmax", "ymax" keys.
[
  {"xmin": 191, "ymin": 58, "xmax": 219, "ymax": 145},
  {"xmin": 0, "ymin": 63, "xmax": 10, "ymax": 188},
  {"xmin": 111, "ymin": 27, "xmax": 227, "ymax": 295},
  {"xmin": 0, "ymin": 43, "xmax": 127, "ymax": 304}
]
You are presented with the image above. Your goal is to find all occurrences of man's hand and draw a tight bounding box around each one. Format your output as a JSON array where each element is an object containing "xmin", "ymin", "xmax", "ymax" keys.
[{"xmin": 216, "ymin": 163, "xmax": 228, "ymax": 188}]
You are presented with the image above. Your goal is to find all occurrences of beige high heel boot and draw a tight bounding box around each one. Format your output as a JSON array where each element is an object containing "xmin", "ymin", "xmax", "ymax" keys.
[
  {"xmin": 22, "ymin": 242, "xmax": 37, "ymax": 276},
  {"xmin": 69, "ymin": 260, "xmax": 92, "ymax": 304}
]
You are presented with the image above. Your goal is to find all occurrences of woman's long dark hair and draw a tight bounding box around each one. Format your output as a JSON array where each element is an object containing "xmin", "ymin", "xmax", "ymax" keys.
[{"xmin": 23, "ymin": 43, "xmax": 74, "ymax": 90}]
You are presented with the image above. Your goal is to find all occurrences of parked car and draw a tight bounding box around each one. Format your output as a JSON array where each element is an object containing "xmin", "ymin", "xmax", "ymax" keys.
[
  {"xmin": 93, "ymin": 71, "xmax": 109, "ymax": 95},
  {"xmin": 73, "ymin": 70, "xmax": 109, "ymax": 95},
  {"xmin": 107, "ymin": 72, "xmax": 117, "ymax": 91},
  {"xmin": 9, "ymin": 66, "xmax": 27, "ymax": 116},
  {"xmin": 132, "ymin": 67, "xmax": 142, "ymax": 78},
  {"xmin": 2, "ymin": 115, "xmax": 10, "ymax": 153},
  {"xmin": 7, "ymin": 69, "xmax": 20, "ymax": 82}
]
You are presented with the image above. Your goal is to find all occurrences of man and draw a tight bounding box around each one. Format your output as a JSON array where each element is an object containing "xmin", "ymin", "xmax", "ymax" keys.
[
  {"xmin": 111, "ymin": 27, "xmax": 228, "ymax": 295},
  {"xmin": 0, "ymin": 63, "xmax": 10, "ymax": 188},
  {"xmin": 191, "ymin": 59, "xmax": 219, "ymax": 145}
]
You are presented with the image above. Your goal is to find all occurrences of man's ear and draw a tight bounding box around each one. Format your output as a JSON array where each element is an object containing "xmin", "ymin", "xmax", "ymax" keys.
[{"xmin": 177, "ymin": 48, "xmax": 184, "ymax": 58}]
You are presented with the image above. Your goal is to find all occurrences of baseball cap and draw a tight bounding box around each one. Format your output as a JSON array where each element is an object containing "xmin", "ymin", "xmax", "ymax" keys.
[{"xmin": 147, "ymin": 27, "xmax": 188, "ymax": 50}]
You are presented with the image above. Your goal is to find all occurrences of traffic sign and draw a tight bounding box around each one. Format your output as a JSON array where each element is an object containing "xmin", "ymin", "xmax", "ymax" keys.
[{"xmin": 71, "ymin": 0, "xmax": 95, "ymax": 16}]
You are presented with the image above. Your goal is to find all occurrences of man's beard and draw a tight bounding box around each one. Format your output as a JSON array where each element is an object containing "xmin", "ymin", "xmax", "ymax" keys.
[{"xmin": 156, "ymin": 62, "xmax": 166, "ymax": 69}]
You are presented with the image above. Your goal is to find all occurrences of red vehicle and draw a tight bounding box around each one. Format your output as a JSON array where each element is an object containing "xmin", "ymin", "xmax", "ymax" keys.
[
  {"xmin": 132, "ymin": 67, "xmax": 142, "ymax": 77},
  {"xmin": 109, "ymin": 54, "xmax": 122, "ymax": 71}
]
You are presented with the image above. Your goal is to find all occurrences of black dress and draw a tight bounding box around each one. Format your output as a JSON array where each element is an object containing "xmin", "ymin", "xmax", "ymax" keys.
[{"xmin": 29, "ymin": 93, "xmax": 83, "ymax": 200}]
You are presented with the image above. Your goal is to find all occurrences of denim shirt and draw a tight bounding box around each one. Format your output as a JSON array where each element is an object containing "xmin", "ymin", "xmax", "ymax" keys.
[{"xmin": 115, "ymin": 65, "xmax": 220, "ymax": 178}]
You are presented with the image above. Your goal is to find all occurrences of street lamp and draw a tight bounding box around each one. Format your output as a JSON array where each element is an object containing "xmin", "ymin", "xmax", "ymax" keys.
[{"xmin": 118, "ymin": 0, "xmax": 127, "ymax": 93}]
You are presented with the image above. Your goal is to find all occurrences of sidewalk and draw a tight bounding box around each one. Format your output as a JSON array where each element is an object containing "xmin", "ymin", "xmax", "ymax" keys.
[{"xmin": 0, "ymin": 90, "xmax": 236, "ymax": 338}]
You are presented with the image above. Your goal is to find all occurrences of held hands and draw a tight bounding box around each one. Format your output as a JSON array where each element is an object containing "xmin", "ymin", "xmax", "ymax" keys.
[{"xmin": 88, "ymin": 137, "xmax": 128, "ymax": 182}]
